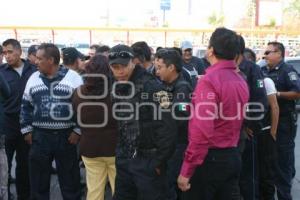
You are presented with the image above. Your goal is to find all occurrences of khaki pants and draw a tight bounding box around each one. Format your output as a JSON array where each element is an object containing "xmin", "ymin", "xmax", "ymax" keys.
[{"xmin": 82, "ymin": 156, "xmax": 116, "ymax": 200}]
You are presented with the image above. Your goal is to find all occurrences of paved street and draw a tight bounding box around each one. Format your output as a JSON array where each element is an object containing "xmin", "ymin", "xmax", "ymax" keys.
[{"xmin": 9, "ymin": 116, "xmax": 300, "ymax": 199}]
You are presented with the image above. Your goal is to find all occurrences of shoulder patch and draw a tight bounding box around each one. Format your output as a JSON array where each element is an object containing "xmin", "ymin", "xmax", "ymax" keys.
[
  {"xmin": 288, "ymin": 72, "xmax": 298, "ymax": 81},
  {"xmin": 178, "ymin": 102, "xmax": 189, "ymax": 111},
  {"xmin": 155, "ymin": 90, "xmax": 171, "ymax": 109},
  {"xmin": 256, "ymin": 79, "xmax": 264, "ymax": 88}
]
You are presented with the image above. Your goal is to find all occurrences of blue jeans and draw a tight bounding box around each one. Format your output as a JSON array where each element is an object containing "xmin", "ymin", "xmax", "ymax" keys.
[{"xmin": 29, "ymin": 128, "xmax": 81, "ymax": 200}]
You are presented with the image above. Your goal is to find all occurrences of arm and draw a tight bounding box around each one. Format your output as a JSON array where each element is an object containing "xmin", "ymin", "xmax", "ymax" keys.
[
  {"xmin": 268, "ymin": 94, "xmax": 279, "ymax": 139},
  {"xmin": 178, "ymin": 79, "xmax": 217, "ymax": 191},
  {"xmin": 180, "ymin": 79, "xmax": 217, "ymax": 178},
  {"xmin": 0, "ymin": 72, "xmax": 10, "ymax": 99},
  {"xmin": 71, "ymin": 74, "xmax": 83, "ymax": 135},
  {"xmin": 276, "ymin": 91, "xmax": 300, "ymax": 100},
  {"xmin": 281, "ymin": 69, "xmax": 300, "ymax": 100},
  {"xmin": 20, "ymin": 80, "xmax": 34, "ymax": 144}
]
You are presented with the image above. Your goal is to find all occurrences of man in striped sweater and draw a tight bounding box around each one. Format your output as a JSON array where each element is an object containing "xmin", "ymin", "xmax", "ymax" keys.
[{"xmin": 20, "ymin": 43, "xmax": 83, "ymax": 200}]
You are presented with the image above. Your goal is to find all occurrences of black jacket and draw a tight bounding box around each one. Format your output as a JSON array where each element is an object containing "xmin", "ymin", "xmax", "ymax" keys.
[
  {"xmin": 164, "ymin": 74, "xmax": 192, "ymax": 145},
  {"xmin": 0, "ymin": 72, "xmax": 11, "ymax": 135},
  {"xmin": 112, "ymin": 65, "xmax": 177, "ymax": 168},
  {"xmin": 0, "ymin": 60, "xmax": 36, "ymax": 137},
  {"xmin": 239, "ymin": 58, "xmax": 268, "ymax": 132}
]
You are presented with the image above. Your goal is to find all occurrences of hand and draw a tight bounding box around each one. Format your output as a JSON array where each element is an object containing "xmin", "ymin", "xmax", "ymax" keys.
[
  {"xmin": 245, "ymin": 127, "xmax": 254, "ymax": 139},
  {"xmin": 270, "ymin": 132, "xmax": 276, "ymax": 141},
  {"xmin": 68, "ymin": 132, "xmax": 80, "ymax": 145},
  {"xmin": 177, "ymin": 175, "xmax": 191, "ymax": 192},
  {"xmin": 24, "ymin": 133, "xmax": 32, "ymax": 145},
  {"xmin": 155, "ymin": 168, "xmax": 161, "ymax": 176},
  {"xmin": 197, "ymin": 75, "xmax": 204, "ymax": 81}
]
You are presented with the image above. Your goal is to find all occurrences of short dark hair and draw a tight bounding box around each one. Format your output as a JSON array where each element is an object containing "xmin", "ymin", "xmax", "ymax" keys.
[
  {"xmin": 0, "ymin": 45, "xmax": 3, "ymax": 54},
  {"xmin": 28, "ymin": 45, "xmax": 39, "ymax": 56},
  {"xmin": 172, "ymin": 47, "xmax": 183, "ymax": 56},
  {"xmin": 155, "ymin": 48, "xmax": 182, "ymax": 72},
  {"xmin": 38, "ymin": 43, "xmax": 60, "ymax": 65},
  {"xmin": 156, "ymin": 46, "xmax": 163, "ymax": 52},
  {"xmin": 244, "ymin": 48, "xmax": 256, "ymax": 62},
  {"xmin": 90, "ymin": 44, "xmax": 101, "ymax": 53},
  {"xmin": 209, "ymin": 27, "xmax": 239, "ymax": 60},
  {"xmin": 84, "ymin": 54, "xmax": 110, "ymax": 95},
  {"xmin": 131, "ymin": 41, "xmax": 152, "ymax": 62},
  {"xmin": 2, "ymin": 39, "xmax": 21, "ymax": 50},
  {"xmin": 268, "ymin": 41, "xmax": 285, "ymax": 58},
  {"xmin": 98, "ymin": 45, "xmax": 110, "ymax": 53}
]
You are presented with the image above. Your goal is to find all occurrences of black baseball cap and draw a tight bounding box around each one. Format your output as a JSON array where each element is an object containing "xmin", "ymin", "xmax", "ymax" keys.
[
  {"xmin": 62, "ymin": 47, "xmax": 85, "ymax": 61},
  {"xmin": 108, "ymin": 44, "xmax": 134, "ymax": 65}
]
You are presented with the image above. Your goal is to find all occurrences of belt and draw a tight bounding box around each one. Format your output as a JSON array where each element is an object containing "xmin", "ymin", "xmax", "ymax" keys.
[
  {"xmin": 137, "ymin": 148, "xmax": 157, "ymax": 157},
  {"xmin": 208, "ymin": 147, "xmax": 237, "ymax": 153}
]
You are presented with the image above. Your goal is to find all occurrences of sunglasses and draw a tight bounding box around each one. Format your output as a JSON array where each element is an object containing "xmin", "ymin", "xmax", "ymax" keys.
[
  {"xmin": 108, "ymin": 51, "xmax": 134, "ymax": 60},
  {"xmin": 264, "ymin": 50, "xmax": 278, "ymax": 55}
]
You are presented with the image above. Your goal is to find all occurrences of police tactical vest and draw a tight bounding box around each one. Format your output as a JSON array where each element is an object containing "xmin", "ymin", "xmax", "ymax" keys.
[
  {"xmin": 265, "ymin": 63, "xmax": 297, "ymax": 116},
  {"xmin": 112, "ymin": 72, "xmax": 156, "ymax": 159}
]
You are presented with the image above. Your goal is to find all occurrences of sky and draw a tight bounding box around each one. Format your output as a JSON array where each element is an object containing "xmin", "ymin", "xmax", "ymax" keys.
[{"xmin": 0, "ymin": 0, "xmax": 249, "ymax": 28}]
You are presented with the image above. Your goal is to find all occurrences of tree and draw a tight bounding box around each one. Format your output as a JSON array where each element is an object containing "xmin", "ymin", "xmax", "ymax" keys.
[
  {"xmin": 283, "ymin": 0, "xmax": 300, "ymax": 30},
  {"xmin": 208, "ymin": 12, "xmax": 225, "ymax": 27},
  {"xmin": 285, "ymin": 0, "xmax": 300, "ymax": 18}
]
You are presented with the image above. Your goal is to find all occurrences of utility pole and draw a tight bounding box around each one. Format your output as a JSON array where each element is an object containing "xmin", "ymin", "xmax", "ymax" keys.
[
  {"xmin": 220, "ymin": 0, "xmax": 224, "ymax": 26},
  {"xmin": 188, "ymin": 0, "xmax": 192, "ymax": 15},
  {"xmin": 255, "ymin": 0, "xmax": 259, "ymax": 26}
]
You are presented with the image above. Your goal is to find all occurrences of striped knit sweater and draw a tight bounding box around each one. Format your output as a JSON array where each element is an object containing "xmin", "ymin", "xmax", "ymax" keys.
[{"xmin": 20, "ymin": 66, "xmax": 83, "ymax": 134}]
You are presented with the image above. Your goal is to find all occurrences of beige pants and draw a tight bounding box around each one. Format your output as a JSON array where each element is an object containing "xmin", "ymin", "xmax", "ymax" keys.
[{"xmin": 82, "ymin": 156, "xmax": 116, "ymax": 200}]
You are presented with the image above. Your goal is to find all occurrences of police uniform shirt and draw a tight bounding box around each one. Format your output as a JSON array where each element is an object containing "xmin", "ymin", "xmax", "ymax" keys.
[
  {"xmin": 164, "ymin": 74, "xmax": 192, "ymax": 144},
  {"xmin": 261, "ymin": 60, "xmax": 300, "ymax": 115}
]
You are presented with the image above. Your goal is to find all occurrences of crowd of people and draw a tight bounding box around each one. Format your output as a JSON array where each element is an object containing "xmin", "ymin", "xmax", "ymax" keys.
[{"xmin": 0, "ymin": 27, "xmax": 299, "ymax": 200}]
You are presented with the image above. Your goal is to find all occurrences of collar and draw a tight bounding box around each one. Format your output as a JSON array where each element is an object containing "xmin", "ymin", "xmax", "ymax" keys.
[
  {"xmin": 164, "ymin": 73, "xmax": 183, "ymax": 92},
  {"xmin": 205, "ymin": 60, "xmax": 236, "ymax": 74},
  {"xmin": 128, "ymin": 65, "xmax": 145, "ymax": 82},
  {"xmin": 4, "ymin": 59, "xmax": 26, "ymax": 70},
  {"xmin": 39, "ymin": 65, "xmax": 68, "ymax": 80},
  {"xmin": 267, "ymin": 60, "xmax": 284, "ymax": 72}
]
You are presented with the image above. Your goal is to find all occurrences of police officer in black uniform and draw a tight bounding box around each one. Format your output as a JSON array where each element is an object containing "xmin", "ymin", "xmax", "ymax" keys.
[
  {"xmin": 237, "ymin": 36, "xmax": 269, "ymax": 200},
  {"xmin": 261, "ymin": 41, "xmax": 300, "ymax": 200},
  {"xmin": 155, "ymin": 48, "xmax": 192, "ymax": 200},
  {"xmin": 108, "ymin": 44, "xmax": 177, "ymax": 200}
]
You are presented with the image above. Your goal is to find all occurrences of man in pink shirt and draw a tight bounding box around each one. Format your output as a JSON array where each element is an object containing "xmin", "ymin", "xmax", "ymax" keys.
[{"xmin": 177, "ymin": 27, "xmax": 249, "ymax": 200}]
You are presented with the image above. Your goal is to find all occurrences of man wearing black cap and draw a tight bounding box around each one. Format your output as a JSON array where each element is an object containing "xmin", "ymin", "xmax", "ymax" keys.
[
  {"xmin": 109, "ymin": 44, "xmax": 176, "ymax": 200},
  {"xmin": 62, "ymin": 47, "xmax": 85, "ymax": 73},
  {"xmin": 27, "ymin": 44, "xmax": 39, "ymax": 66}
]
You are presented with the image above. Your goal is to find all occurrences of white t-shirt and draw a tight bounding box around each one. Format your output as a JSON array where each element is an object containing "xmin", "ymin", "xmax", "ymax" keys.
[
  {"xmin": 13, "ymin": 62, "xmax": 24, "ymax": 76},
  {"xmin": 264, "ymin": 77, "xmax": 277, "ymax": 96}
]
